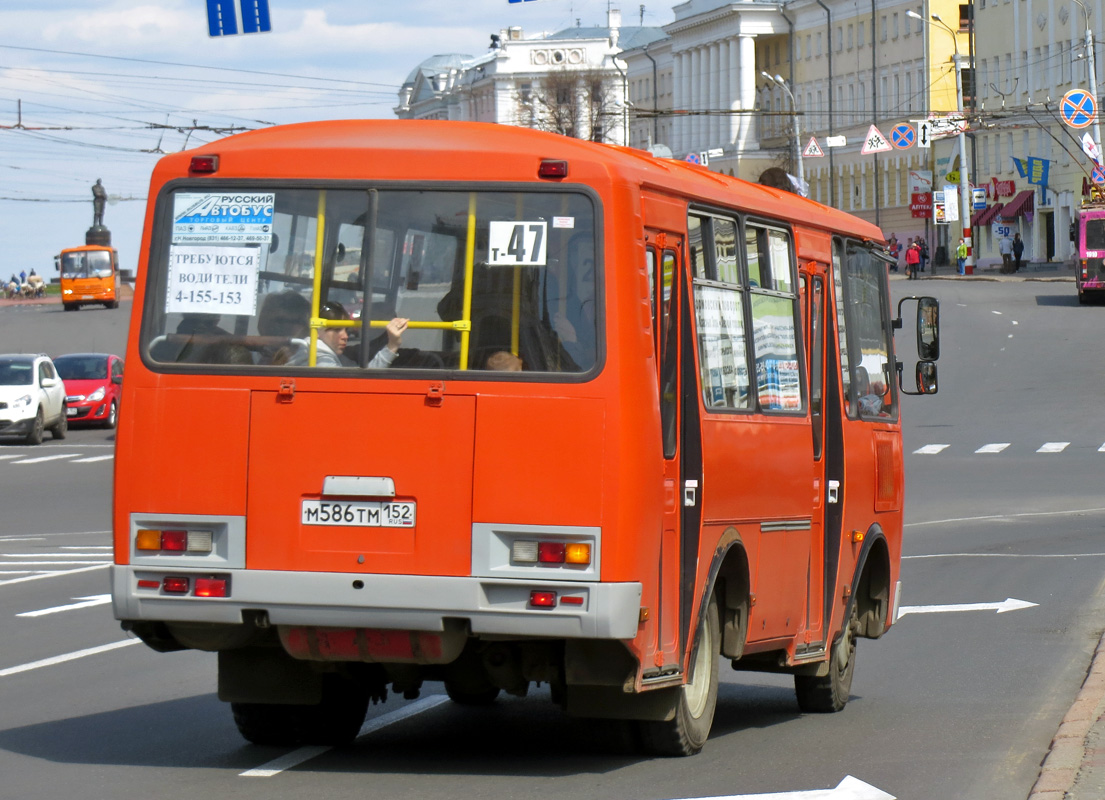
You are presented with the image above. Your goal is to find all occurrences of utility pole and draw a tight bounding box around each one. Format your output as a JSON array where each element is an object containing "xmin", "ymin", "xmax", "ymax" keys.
[{"xmin": 762, "ymin": 72, "xmax": 804, "ymax": 193}]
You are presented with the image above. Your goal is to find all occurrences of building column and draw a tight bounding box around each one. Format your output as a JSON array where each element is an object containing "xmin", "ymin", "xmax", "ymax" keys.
[
  {"xmin": 728, "ymin": 37, "xmax": 740, "ymax": 145},
  {"xmin": 672, "ymin": 51, "xmax": 685, "ymax": 154},
  {"xmin": 718, "ymin": 38, "xmax": 730, "ymax": 148},
  {"xmin": 737, "ymin": 35, "xmax": 757, "ymax": 151},
  {"xmin": 708, "ymin": 43, "xmax": 720, "ymax": 147},
  {"xmin": 690, "ymin": 47, "xmax": 702, "ymax": 153}
]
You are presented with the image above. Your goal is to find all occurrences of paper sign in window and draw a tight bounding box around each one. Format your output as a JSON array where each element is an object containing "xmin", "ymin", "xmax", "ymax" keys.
[
  {"xmin": 488, "ymin": 220, "xmax": 548, "ymax": 266},
  {"xmin": 166, "ymin": 245, "xmax": 260, "ymax": 316}
]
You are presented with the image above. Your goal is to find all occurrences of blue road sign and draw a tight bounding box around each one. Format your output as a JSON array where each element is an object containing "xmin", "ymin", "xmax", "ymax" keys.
[
  {"xmin": 207, "ymin": 0, "xmax": 238, "ymax": 36},
  {"xmin": 208, "ymin": 0, "xmax": 271, "ymax": 36},
  {"xmin": 1061, "ymin": 89, "xmax": 1097, "ymax": 129},
  {"xmin": 890, "ymin": 123, "xmax": 915, "ymax": 149},
  {"xmin": 240, "ymin": 0, "xmax": 271, "ymax": 33},
  {"xmin": 685, "ymin": 152, "xmax": 701, "ymax": 164},
  {"xmin": 1093, "ymin": 165, "xmax": 1105, "ymax": 186}
]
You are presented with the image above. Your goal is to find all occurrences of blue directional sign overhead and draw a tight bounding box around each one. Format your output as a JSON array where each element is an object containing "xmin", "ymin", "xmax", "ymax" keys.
[
  {"xmin": 207, "ymin": 0, "xmax": 271, "ymax": 37},
  {"xmin": 1061, "ymin": 89, "xmax": 1097, "ymax": 129},
  {"xmin": 890, "ymin": 123, "xmax": 916, "ymax": 149}
]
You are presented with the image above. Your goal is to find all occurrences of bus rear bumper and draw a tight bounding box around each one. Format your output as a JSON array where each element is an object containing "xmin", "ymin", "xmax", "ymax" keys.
[{"xmin": 111, "ymin": 565, "xmax": 643, "ymax": 641}]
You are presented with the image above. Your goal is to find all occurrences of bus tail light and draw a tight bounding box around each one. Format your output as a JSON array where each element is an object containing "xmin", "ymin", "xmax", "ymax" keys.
[
  {"xmin": 194, "ymin": 577, "xmax": 228, "ymax": 598},
  {"xmin": 190, "ymin": 155, "xmax": 219, "ymax": 174},
  {"xmin": 538, "ymin": 159, "xmax": 568, "ymax": 179},
  {"xmin": 163, "ymin": 577, "xmax": 189, "ymax": 593},
  {"xmin": 512, "ymin": 539, "xmax": 592, "ymax": 566},
  {"xmin": 529, "ymin": 591, "xmax": 557, "ymax": 607},
  {"xmin": 135, "ymin": 529, "xmax": 214, "ymax": 554}
]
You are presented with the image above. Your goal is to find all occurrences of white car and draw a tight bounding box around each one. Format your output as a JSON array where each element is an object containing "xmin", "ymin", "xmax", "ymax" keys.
[{"xmin": 0, "ymin": 354, "xmax": 68, "ymax": 444}]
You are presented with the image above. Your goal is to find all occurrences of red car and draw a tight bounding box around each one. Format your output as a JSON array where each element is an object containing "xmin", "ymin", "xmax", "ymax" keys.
[{"xmin": 52, "ymin": 353, "xmax": 124, "ymax": 428}]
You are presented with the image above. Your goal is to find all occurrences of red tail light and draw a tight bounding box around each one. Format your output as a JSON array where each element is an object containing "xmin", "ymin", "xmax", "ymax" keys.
[
  {"xmin": 529, "ymin": 591, "xmax": 557, "ymax": 607},
  {"xmin": 538, "ymin": 542, "xmax": 566, "ymax": 563},
  {"xmin": 194, "ymin": 578, "xmax": 228, "ymax": 598},
  {"xmin": 163, "ymin": 577, "xmax": 189, "ymax": 593},
  {"xmin": 161, "ymin": 530, "xmax": 188, "ymax": 551}
]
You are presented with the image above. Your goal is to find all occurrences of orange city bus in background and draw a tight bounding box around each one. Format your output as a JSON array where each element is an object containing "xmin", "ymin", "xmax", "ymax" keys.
[
  {"xmin": 111, "ymin": 120, "xmax": 940, "ymax": 755},
  {"xmin": 55, "ymin": 244, "xmax": 120, "ymax": 310}
]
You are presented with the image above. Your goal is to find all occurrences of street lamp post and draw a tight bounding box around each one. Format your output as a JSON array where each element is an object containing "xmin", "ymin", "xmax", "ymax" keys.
[
  {"xmin": 1071, "ymin": 0, "xmax": 1102, "ymax": 156},
  {"xmin": 762, "ymin": 71, "xmax": 804, "ymax": 193},
  {"xmin": 909, "ymin": 10, "xmax": 974, "ymax": 273}
]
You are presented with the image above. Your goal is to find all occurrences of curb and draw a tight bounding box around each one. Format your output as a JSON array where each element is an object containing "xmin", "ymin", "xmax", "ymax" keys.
[{"xmin": 1028, "ymin": 630, "xmax": 1105, "ymax": 799}]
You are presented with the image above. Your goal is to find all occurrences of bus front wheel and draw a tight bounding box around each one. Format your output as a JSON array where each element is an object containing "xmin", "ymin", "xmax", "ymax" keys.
[
  {"xmin": 637, "ymin": 595, "xmax": 719, "ymax": 756},
  {"xmin": 63, "ymin": 303, "xmax": 77, "ymax": 312}
]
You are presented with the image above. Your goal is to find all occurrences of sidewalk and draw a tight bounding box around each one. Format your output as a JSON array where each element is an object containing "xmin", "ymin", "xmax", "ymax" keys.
[
  {"xmin": 1029, "ymin": 630, "xmax": 1105, "ymax": 800},
  {"xmin": 890, "ymin": 261, "xmax": 1075, "ymax": 282}
]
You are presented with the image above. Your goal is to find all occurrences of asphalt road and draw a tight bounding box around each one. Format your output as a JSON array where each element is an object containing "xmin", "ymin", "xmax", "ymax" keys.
[{"xmin": 1, "ymin": 282, "xmax": 1104, "ymax": 800}]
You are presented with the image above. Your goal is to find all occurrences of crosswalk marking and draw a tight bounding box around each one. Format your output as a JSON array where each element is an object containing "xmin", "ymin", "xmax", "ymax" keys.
[
  {"xmin": 914, "ymin": 444, "xmax": 950, "ymax": 454},
  {"xmin": 975, "ymin": 443, "xmax": 1011, "ymax": 454},
  {"xmin": 1037, "ymin": 442, "xmax": 1071, "ymax": 453}
]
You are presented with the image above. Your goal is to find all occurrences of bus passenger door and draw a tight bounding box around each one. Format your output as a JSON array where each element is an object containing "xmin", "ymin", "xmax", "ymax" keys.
[
  {"xmin": 648, "ymin": 235, "xmax": 685, "ymax": 670},
  {"xmin": 802, "ymin": 270, "xmax": 827, "ymax": 649}
]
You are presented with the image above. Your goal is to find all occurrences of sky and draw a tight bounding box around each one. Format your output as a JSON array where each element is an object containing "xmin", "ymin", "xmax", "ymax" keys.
[{"xmin": 0, "ymin": 0, "xmax": 675, "ymax": 278}]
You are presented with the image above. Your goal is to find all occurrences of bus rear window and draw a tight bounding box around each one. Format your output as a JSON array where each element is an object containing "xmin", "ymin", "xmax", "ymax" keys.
[
  {"xmin": 141, "ymin": 187, "xmax": 599, "ymax": 375},
  {"xmin": 1085, "ymin": 218, "xmax": 1105, "ymax": 250}
]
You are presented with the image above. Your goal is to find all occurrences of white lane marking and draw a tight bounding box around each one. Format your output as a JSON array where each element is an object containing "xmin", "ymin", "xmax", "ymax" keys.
[
  {"xmin": 11, "ymin": 453, "xmax": 80, "ymax": 464},
  {"xmin": 17, "ymin": 594, "xmax": 112, "ymax": 618},
  {"xmin": 905, "ymin": 552, "xmax": 1105, "ymax": 559},
  {"xmin": 904, "ymin": 506, "xmax": 1105, "ymax": 528},
  {"xmin": 1, "ymin": 553, "xmax": 110, "ymax": 558},
  {"xmin": 1037, "ymin": 442, "xmax": 1070, "ymax": 453},
  {"xmin": 897, "ymin": 598, "xmax": 1038, "ymax": 619},
  {"xmin": 1100, "ymin": 443, "xmax": 1105, "ymax": 452},
  {"xmin": 61, "ymin": 546, "xmax": 112, "ymax": 550},
  {"xmin": 71, "ymin": 455, "xmax": 114, "ymax": 463},
  {"xmin": 975, "ymin": 443, "xmax": 1011, "ymax": 453},
  {"xmin": 0, "ymin": 563, "xmax": 110, "ymax": 587},
  {"xmin": 0, "ymin": 561, "xmax": 108, "ymax": 566},
  {"xmin": 913, "ymin": 444, "xmax": 950, "ymax": 454},
  {"xmin": 0, "ymin": 454, "xmax": 22, "ymax": 460},
  {"xmin": 240, "ymin": 695, "xmax": 452, "ymax": 778},
  {"xmin": 668, "ymin": 776, "xmax": 895, "ymax": 800},
  {"xmin": 992, "ymin": 310, "xmax": 1003, "ymax": 314},
  {"xmin": 0, "ymin": 571, "xmax": 37, "ymax": 575},
  {"xmin": 0, "ymin": 639, "xmax": 140, "ymax": 678},
  {"xmin": 0, "ymin": 537, "xmax": 46, "ymax": 543},
  {"xmin": 1012, "ymin": 320, "xmax": 1019, "ymax": 325}
]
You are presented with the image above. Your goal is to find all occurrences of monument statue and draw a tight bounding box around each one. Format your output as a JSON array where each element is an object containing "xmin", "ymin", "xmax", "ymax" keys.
[{"xmin": 92, "ymin": 179, "xmax": 107, "ymax": 227}]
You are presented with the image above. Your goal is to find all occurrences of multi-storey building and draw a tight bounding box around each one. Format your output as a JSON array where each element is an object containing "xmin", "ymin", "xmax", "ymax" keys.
[{"xmin": 395, "ymin": 11, "xmax": 665, "ymax": 147}]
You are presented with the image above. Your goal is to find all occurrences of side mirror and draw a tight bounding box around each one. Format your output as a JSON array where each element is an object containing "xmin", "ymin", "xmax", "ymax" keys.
[
  {"xmin": 54, "ymin": 256, "xmax": 60, "ymax": 272},
  {"xmin": 40, "ymin": 377, "xmax": 58, "ymax": 389},
  {"xmin": 916, "ymin": 297, "xmax": 939, "ymax": 360},
  {"xmin": 916, "ymin": 361, "xmax": 938, "ymax": 394},
  {"xmin": 1070, "ymin": 223, "xmax": 1077, "ymax": 242},
  {"xmin": 112, "ymin": 375, "xmax": 123, "ymax": 385}
]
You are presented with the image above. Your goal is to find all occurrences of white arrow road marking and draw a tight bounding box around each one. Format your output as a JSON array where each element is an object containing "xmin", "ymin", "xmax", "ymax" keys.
[
  {"xmin": 897, "ymin": 598, "xmax": 1038, "ymax": 619},
  {"xmin": 241, "ymin": 695, "xmax": 452, "ymax": 777},
  {"xmin": 669, "ymin": 776, "xmax": 895, "ymax": 800},
  {"xmin": 0, "ymin": 639, "xmax": 141, "ymax": 677},
  {"xmin": 913, "ymin": 444, "xmax": 950, "ymax": 454},
  {"xmin": 17, "ymin": 594, "xmax": 112, "ymax": 618}
]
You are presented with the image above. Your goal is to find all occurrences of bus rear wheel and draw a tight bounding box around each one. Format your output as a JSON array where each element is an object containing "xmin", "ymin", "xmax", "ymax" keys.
[
  {"xmin": 795, "ymin": 602, "xmax": 859, "ymax": 713},
  {"xmin": 231, "ymin": 674, "xmax": 369, "ymax": 747},
  {"xmin": 637, "ymin": 595, "xmax": 719, "ymax": 757}
]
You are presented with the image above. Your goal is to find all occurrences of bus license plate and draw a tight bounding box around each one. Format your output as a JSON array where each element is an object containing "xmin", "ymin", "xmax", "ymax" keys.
[{"xmin": 301, "ymin": 499, "xmax": 416, "ymax": 528}]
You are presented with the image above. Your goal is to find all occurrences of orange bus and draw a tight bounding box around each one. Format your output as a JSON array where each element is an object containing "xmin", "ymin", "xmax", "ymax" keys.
[
  {"xmin": 112, "ymin": 120, "xmax": 939, "ymax": 755},
  {"xmin": 56, "ymin": 244, "xmax": 120, "ymax": 310}
]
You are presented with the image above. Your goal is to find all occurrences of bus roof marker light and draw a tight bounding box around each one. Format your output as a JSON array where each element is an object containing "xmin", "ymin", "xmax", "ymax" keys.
[
  {"xmin": 538, "ymin": 160, "xmax": 568, "ymax": 179},
  {"xmin": 190, "ymin": 155, "xmax": 219, "ymax": 174}
]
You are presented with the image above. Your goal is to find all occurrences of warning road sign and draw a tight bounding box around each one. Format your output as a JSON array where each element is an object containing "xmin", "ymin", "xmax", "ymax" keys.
[
  {"xmin": 803, "ymin": 137, "xmax": 825, "ymax": 157},
  {"xmin": 1061, "ymin": 89, "xmax": 1097, "ymax": 129},
  {"xmin": 890, "ymin": 123, "xmax": 915, "ymax": 149},
  {"xmin": 862, "ymin": 124, "xmax": 893, "ymax": 154}
]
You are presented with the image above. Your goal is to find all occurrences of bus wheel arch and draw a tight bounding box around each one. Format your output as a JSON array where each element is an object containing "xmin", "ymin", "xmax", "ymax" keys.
[
  {"xmin": 711, "ymin": 533, "xmax": 751, "ymax": 660},
  {"xmin": 852, "ymin": 526, "xmax": 891, "ymax": 639}
]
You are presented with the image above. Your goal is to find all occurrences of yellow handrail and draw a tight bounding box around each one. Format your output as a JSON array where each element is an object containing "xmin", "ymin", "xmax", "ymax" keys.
[
  {"xmin": 307, "ymin": 191, "xmax": 327, "ymax": 367},
  {"xmin": 458, "ymin": 193, "xmax": 477, "ymax": 370}
]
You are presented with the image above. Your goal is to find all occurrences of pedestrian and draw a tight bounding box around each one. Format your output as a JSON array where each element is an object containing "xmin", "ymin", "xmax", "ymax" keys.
[
  {"xmin": 1012, "ymin": 233, "xmax": 1025, "ymax": 272},
  {"xmin": 918, "ymin": 238, "xmax": 929, "ymax": 273},
  {"xmin": 19, "ymin": 268, "xmax": 26, "ymax": 285},
  {"xmin": 999, "ymin": 234, "xmax": 1014, "ymax": 273},
  {"xmin": 956, "ymin": 237, "xmax": 968, "ymax": 275},
  {"xmin": 886, "ymin": 234, "xmax": 899, "ymax": 272},
  {"xmin": 905, "ymin": 240, "xmax": 921, "ymax": 280}
]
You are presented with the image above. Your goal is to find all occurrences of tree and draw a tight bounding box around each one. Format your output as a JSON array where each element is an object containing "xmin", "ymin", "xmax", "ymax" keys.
[{"xmin": 518, "ymin": 67, "xmax": 621, "ymax": 143}]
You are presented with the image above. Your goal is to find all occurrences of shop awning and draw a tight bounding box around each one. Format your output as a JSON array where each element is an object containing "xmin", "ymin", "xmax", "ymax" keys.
[
  {"xmin": 972, "ymin": 203, "xmax": 1004, "ymax": 227},
  {"xmin": 998, "ymin": 190, "xmax": 1034, "ymax": 220}
]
